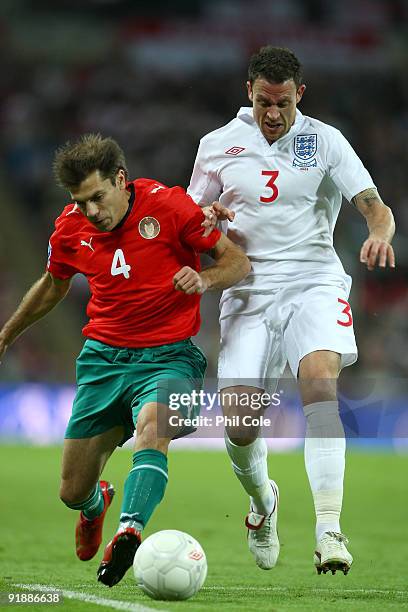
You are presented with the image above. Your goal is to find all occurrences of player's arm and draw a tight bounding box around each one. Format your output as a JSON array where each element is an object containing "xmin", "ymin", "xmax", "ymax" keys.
[
  {"xmin": 173, "ymin": 234, "xmax": 251, "ymax": 295},
  {"xmin": 352, "ymin": 187, "xmax": 396, "ymax": 270},
  {"xmin": 188, "ymin": 140, "xmax": 235, "ymax": 237},
  {"xmin": 0, "ymin": 272, "xmax": 71, "ymax": 360}
]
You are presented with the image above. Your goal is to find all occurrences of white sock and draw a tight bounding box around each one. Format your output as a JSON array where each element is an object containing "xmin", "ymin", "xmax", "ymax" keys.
[
  {"xmin": 224, "ymin": 434, "xmax": 274, "ymax": 515},
  {"xmin": 303, "ymin": 401, "xmax": 345, "ymax": 542}
]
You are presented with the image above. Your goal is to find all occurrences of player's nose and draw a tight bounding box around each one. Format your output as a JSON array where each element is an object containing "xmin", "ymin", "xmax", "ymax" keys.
[
  {"xmin": 85, "ymin": 201, "xmax": 99, "ymax": 219},
  {"xmin": 266, "ymin": 107, "xmax": 280, "ymax": 121}
]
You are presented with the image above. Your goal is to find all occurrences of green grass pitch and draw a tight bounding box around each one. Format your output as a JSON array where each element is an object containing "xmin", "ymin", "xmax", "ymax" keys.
[{"xmin": 0, "ymin": 445, "xmax": 407, "ymax": 611}]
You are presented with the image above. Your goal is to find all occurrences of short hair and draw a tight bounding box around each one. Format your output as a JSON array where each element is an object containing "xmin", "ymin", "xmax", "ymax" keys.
[
  {"xmin": 53, "ymin": 133, "xmax": 128, "ymax": 190},
  {"xmin": 248, "ymin": 46, "xmax": 303, "ymax": 87}
]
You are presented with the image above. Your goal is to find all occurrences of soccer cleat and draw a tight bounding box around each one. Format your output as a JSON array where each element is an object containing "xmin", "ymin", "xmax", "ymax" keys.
[
  {"xmin": 314, "ymin": 531, "xmax": 353, "ymax": 575},
  {"xmin": 245, "ymin": 480, "xmax": 280, "ymax": 570},
  {"xmin": 97, "ymin": 527, "xmax": 141, "ymax": 587},
  {"xmin": 75, "ymin": 481, "xmax": 115, "ymax": 561}
]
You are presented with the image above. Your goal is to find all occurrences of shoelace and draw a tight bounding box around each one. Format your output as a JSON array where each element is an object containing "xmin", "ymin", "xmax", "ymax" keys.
[
  {"xmin": 321, "ymin": 531, "xmax": 349, "ymax": 552},
  {"xmin": 252, "ymin": 515, "xmax": 273, "ymax": 547}
]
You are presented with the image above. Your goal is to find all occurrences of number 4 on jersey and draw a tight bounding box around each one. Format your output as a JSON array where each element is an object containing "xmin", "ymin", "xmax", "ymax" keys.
[{"xmin": 111, "ymin": 249, "xmax": 131, "ymax": 279}]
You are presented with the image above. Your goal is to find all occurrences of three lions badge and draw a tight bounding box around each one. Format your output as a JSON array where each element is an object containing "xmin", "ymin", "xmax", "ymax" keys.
[{"xmin": 293, "ymin": 134, "xmax": 317, "ymax": 168}]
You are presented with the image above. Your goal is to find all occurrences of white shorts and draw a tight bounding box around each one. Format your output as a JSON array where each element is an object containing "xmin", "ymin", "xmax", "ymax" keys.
[{"xmin": 218, "ymin": 273, "xmax": 357, "ymax": 389}]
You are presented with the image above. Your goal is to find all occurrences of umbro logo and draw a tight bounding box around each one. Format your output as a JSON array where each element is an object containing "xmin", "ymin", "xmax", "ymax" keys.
[
  {"xmin": 80, "ymin": 237, "xmax": 94, "ymax": 252},
  {"xmin": 225, "ymin": 146, "xmax": 245, "ymax": 155}
]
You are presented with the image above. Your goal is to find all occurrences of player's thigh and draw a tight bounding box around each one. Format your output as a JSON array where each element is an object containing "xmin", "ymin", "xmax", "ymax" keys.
[
  {"xmin": 131, "ymin": 340, "xmax": 207, "ymax": 441},
  {"xmin": 60, "ymin": 426, "xmax": 124, "ymax": 502},
  {"xmin": 218, "ymin": 296, "xmax": 274, "ymax": 387},
  {"xmin": 284, "ymin": 284, "xmax": 357, "ymax": 378}
]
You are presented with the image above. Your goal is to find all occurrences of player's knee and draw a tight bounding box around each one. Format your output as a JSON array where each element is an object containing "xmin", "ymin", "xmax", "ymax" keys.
[
  {"xmin": 136, "ymin": 416, "xmax": 171, "ymax": 454},
  {"xmin": 223, "ymin": 405, "xmax": 261, "ymax": 445},
  {"xmin": 59, "ymin": 480, "xmax": 93, "ymax": 507},
  {"xmin": 300, "ymin": 378, "xmax": 337, "ymax": 405},
  {"xmin": 226, "ymin": 434, "xmax": 257, "ymax": 447},
  {"xmin": 225, "ymin": 424, "xmax": 258, "ymax": 447}
]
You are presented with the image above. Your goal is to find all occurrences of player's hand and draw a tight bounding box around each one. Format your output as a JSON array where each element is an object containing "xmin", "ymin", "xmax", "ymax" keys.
[
  {"xmin": 201, "ymin": 202, "xmax": 235, "ymax": 237},
  {"xmin": 211, "ymin": 201, "xmax": 235, "ymax": 222},
  {"xmin": 360, "ymin": 237, "xmax": 395, "ymax": 271},
  {"xmin": 173, "ymin": 266, "xmax": 208, "ymax": 295}
]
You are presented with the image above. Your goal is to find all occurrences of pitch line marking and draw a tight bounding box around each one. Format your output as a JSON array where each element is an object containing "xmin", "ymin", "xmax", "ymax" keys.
[
  {"xmin": 203, "ymin": 585, "xmax": 408, "ymax": 597},
  {"xmin": 14, "ymin": 584, "xmax": 168, "ymax": 612}
]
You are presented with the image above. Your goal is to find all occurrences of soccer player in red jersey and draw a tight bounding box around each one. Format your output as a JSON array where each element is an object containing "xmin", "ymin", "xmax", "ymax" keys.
[{"xmin": 0, "ymin": 134, "xmax": 250, "ymax": 587}]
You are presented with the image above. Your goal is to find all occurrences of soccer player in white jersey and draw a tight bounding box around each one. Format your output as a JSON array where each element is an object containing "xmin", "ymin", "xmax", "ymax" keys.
[{"xmin": 188, "ymin": 46, "xmax": 395, "ymax": 575}]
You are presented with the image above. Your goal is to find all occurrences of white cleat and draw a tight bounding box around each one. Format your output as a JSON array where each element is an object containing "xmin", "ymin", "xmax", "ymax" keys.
[
  {"xmin": 245, "ymin": 480, "xmax": 280, "ymax": 570},
  {"xmin": 314, "ymin": 531, "xmax": 353, "ymax": 575}
]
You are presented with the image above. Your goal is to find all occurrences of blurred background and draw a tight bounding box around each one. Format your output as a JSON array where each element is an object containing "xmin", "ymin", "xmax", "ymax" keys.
[{"xmin": 0, "ymin": 0, "xmax": 407, "ymax": 447}]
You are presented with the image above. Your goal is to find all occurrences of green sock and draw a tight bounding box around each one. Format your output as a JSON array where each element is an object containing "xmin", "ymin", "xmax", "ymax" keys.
[
  {"xmin": 119, "ymin": 449, "xmax": 168, "ymax": 531},
  {"xmin": 63, "ymin": 483, "xmax": 104, "ymax": 520}
]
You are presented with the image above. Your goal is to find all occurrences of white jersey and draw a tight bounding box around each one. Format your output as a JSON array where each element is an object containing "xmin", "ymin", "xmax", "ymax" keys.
[{"xmin": 188, "ymin": 107, "xmax": 375, "ymax": 289}]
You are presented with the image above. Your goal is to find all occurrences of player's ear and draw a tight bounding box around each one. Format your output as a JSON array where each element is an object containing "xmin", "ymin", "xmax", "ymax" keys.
[
  {"xmin": 116, "ymin": 169, "xmax": 126, "ymax": 188},
  {"xmin": 296, "ymin": 84, "xmax": 306, "ymax": 104},
  {"xmin": 246, "ymin": 81, "xmax": 253, "ymax": 102}
]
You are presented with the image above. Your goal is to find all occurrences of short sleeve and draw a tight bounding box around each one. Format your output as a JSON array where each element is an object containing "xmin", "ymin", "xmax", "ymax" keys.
[
  {"xmin": 187, "ymin": 139, "xmax": 223, "ymax": 206},
  {"xmin": 327, "ymin": 128, "xmax": 376, "ymax": 202},
  {"xmin": 46, "ymin": 229, "xmax": 78, "ymax": 280},
  {"xmin": 176, "ymin": 191, "xmax": 221, "ymax": 252}
]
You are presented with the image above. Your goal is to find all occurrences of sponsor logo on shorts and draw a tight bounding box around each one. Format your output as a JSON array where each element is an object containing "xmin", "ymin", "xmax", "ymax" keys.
[{"xmin": 139, "ymin": 216, "xmax": 160, "ymax": 239}]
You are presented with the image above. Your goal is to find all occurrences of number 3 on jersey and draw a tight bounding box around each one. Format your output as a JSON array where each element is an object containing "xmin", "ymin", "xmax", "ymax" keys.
[
  {"xmin": 260, "ymin": 170, "xmax": 279, "ymax": 203},
  {"xmin": 111, "ymin": 249, "xmax": 131, "ymax": 279}
]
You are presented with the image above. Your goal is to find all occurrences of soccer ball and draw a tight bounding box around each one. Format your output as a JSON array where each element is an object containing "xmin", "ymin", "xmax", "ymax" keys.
[{"xmin": 133, "ymin": 530, "xmax": 207, "ymax": 601}]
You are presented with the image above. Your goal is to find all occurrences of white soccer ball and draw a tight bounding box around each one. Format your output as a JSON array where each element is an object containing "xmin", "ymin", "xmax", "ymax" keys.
[{"xmin": 133, "ymin": 529, "xmax": 207, "ymax": 601}]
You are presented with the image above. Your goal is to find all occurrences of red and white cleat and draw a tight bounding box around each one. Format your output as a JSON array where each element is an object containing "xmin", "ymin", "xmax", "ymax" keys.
[
  {"xmin": 97, "ymin": 527, "xmax": 141, "ymax": 587},
  {"xmin": 75, "ymin": 481, "xmax": 115, "ymax": 561}
]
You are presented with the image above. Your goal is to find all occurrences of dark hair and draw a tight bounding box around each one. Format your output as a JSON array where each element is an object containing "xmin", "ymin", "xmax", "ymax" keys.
[
  {"xmin": 248, "ymin": 46, "xmax": 303, "ymax": 87},
  {"xmin": 53, "ymin": 133, "xmax": 128, "ymax": 190}
]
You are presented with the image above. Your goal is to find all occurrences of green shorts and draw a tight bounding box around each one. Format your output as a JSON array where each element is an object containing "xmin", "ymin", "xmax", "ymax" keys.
[{"xmin": 65, "ymin": 338, "xmax": 207, "ymax": 445}]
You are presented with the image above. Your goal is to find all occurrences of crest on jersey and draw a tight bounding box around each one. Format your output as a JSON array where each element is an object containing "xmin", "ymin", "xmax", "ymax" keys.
[
  {"xmin": 293, "ymin": 134, "xmax": 317, "ymax": 168},
  {"xmin": 139, "ymin": 216, "xmax": 160, "ymax": 239}
]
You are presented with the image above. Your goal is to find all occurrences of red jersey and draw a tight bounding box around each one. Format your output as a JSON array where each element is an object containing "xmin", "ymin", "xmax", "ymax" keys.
[{"xmin": 47, "ymin": 178, "xmax": 221, "ymax": 347}]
